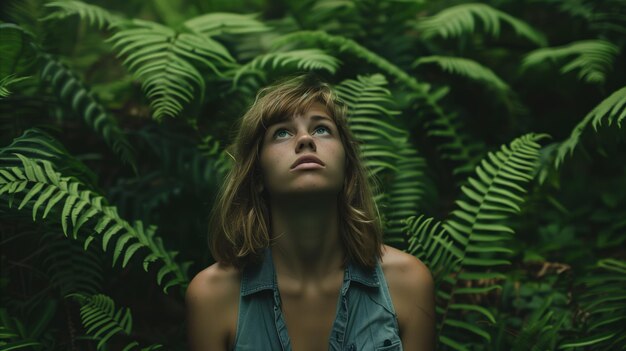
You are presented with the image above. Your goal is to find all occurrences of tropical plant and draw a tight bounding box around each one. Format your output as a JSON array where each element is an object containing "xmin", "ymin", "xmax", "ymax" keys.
[{"xmin": 1, "ymin": 0, "xmax": 625, "ymax": 349}]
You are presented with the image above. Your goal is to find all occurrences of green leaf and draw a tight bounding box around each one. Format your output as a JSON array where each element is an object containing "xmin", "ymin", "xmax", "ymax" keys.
[{"xmin": 414, "ymin": 3, "xmax": 546, "ymax": 46}]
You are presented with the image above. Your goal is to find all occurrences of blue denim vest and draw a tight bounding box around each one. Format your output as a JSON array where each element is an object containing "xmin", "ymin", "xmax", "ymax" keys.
[{"xmin": 233, "ymin": 248, "xmax": 403, "ymax": 350}]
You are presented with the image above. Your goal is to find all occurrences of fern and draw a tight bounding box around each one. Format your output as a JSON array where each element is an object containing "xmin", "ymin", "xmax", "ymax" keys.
[
  {"xmin": 511, "ymin": 309, "xmax": 563, "ymax": 351},
  {"xmin": 555, "ymin": 86, "xmax": 626, "ymax": 168},
  {"xmin": 383, "ymin": 144, "xmax": 427, "ymax": 248},
  {"xmin": 406, "ymin": 215, "xmax": 459, "ymax": 280},
  {"xmin": 0, "ymin": 155, "xmax": 189, "ymax": 292},
  {"xmin": 39, "ymin": 55, "xmax": 137, "ymax": 172},
  {"xmin": 273, "ymin": 30, "xmax": 430, "ymax": 92},
  {"xmin": 0, "ymin": 128, "xmax": 99, "ymax": 188},
  {"xmin": 234, "ymin": 49, "xmax": 341, "ymax": 86},
  {"xmin": 414, "ymin": 3, "xmax": 547, "ymax": 46},
  {"xmin": 41, "ymin": 231, "xmax": 104, "ymax": 296},
  {"xmin": 272, "ymin": 31, "xmax": 485, "ymax": 177},
  {"xmin": 414, "ymin": 56, "xmax": 510, "ymax": 93},
  {"xmin": 0, "ymin": 309, "xmax": 41, "ymax": 350},
  {"xmin": 106, "ymin": 19, "xmax": 236, "ymax": 120},
  {"xmin": 561, "ymin": 259, "xmax": 626, "ymax": 350},
  {"xmin": 425, "ymin": 107, "xmax": 486, "ymax": 177},
  {"xmin": 404, "ymin": 134, "xmax": 545, "ymax": 349},
  {"xmin": 0, "ymin": 74, "xmax": 31, "ymax": 98},
  {"xmin": 69, "ymin": 293, "xmax": 162, "ymax": 350},
  {"xmin": 335, "ymin": 74, "xmax": 427, "ymax": 247},
  {"xmin": 184, "ymin": 12, "xmax": 271, "ymax": 37},
  {"xmin": 42, "ymin": 0, "xmax": 124, "ymax": 29},
  {"xmin": 522, "ymin": 40, "xmax": 619, "ymax": 84},
  {"xmin": 107, "ymin": 126, "xmax": 232, "ymax": 221}
]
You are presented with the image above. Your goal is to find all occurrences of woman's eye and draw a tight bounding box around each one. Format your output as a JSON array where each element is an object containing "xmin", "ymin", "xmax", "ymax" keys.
[
  {"xmin": 314, "ymin": 126, "xmax": 331, "ymax": 135},
  {"xmin": 274, "ymin": 129, "xmax": 290, "ymax": 139}
]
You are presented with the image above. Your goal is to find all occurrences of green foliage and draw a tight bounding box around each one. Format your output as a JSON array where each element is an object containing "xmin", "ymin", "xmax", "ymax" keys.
[
  {"xmin": 0, "ymin": 309, "xmax": 41, "ymax": 350},
  {"xmin": 414, "ymin": 56, "xmax": 510, "ymax": 93},
  {"xmin": 42, "ymin": 0, "xmax": 123, "ymax": 29},
  {"xmin": 335, "ymin": 74, "xmax": 427, "ymax": 247},
  {"xmin": 184, "ymin": 12, "xmax": 271, "ymax": 36},
  {"xmin": 522, "ymin": 40, "xmax": 620, "ymax": 84},
  {"xmin": 1, "ymin": 0, "xmax": 625, "ymax": 349},
  {"xmin": 561, "ymin": 259, "xmax": 626, "ymax": 350},
  {"xmin": 555, "ymin": 86, "xmax": 626, "ymax": 168},
  {"xmin": 0, "ymin": 74, "xmax": 31, "ymax": 98},
  {"xmin": 0, "ymin": 154, "xmax": 189, "ymax": 291},
  {"xmin": 414, "ymin": 3, "xmax": 547, "ymax": 46},
  {"xmin": 107, "ymin": 19, "xmax": 237, "ymax": 121},
  {"xmin": 406, "ymin": 133, "xmax": 545, "ymax": 349},
  {"xmin": 234, "ymin": 49, "xmax": 341, "ymax": 84},
  {"xmin": 69, "ymin": 293, "xmax": 162, "ymax": 350},
  {"xmin": 40, "ymin": 54, "xmax": 137, "ymax": 171}
]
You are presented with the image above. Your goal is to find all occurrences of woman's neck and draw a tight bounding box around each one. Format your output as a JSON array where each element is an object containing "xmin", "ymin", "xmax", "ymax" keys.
[{"xmin": 268, "ymin": 194, "xmax": 345, "ymax": 281}]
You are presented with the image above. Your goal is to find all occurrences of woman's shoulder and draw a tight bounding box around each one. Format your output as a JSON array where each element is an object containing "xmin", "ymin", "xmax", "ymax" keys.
[
  {"xmin": 380, "ymin": 244, "xmax": 432, "ymax": 282},
  {"xmin": 186, "ymin": 262, "xmax": 241, "ymax": 350},
  {"xmin": 187, "ymin": 262, "xmax": 241, "ymax": 303},
  {"xmin": 380, "ymin": 245, "xmax": 436, "ymax": 348},
  {"xmin": 380, "ymin": 244, "xmax": 435, "ymax": 317}
]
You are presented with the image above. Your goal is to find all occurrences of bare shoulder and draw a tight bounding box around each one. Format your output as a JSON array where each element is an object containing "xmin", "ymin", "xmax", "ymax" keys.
[
  {"xmin": 381, "ymin": 244, "xmax": 433, "ymax": 292},
  {"xmin": 380, "ymin": 244, "xmax": 435, "ymax": 320},
  {"xmin": 187, "ymin": 262, "xmax": 241, "ymax": 303},
  {"xmin": 186, "ymin": 262, "xmax": 241, "ymax": 351},
  {"xmin": 381, "ymin": 245, "xmax": 436, "ymax": 349}
]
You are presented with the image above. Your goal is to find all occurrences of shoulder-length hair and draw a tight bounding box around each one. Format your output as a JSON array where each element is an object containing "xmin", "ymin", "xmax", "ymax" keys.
[{"xmin": 209, "ymin": 74, "xmax": 383, "ymax": 269}]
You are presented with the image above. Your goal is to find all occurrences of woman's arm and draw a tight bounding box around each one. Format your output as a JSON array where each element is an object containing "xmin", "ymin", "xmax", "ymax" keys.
[
  {"xmin": 186, "ymin": 263, "xmax": 240, "ymax": 351},
  {"xmin": 382, "ymin": 245, "xmax": 436, "ymax": 351}
]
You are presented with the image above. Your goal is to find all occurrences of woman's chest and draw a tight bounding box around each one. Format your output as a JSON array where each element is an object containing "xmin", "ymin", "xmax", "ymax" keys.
[{"xmin": 280, "ymin": 293, "xmax": 341, "ymax": 351}]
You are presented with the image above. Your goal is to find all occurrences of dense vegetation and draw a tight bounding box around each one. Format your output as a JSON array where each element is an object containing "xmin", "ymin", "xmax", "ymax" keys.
[{"xmin": 1, "ymin": 0, "xmax": 625, "ymax": 349}]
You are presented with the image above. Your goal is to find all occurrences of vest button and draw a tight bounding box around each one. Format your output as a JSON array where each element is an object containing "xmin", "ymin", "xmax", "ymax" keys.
[{"xmin": 384, "ymin": 339, "xmax": 392, "ymax": 346}]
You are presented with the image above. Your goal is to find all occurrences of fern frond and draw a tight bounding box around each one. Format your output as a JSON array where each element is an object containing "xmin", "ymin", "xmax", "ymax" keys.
[
  {"xmin": 69, "ymin": 293, "xmax": 162, "ymax": 350},
  {"xmin": 0, "ymin": 128, "xmax": 99, "ymax": 188},
  {"xmin": 561, "ymin": 259, "xmax": 626, "ymax": 350},
  {"xmin": 555, "ymin": 86, "xmax": 626, "ymax": 168},
  {"xmin": 272, "ymin": 31, "xmax": 485, "ymax": 177},
  {"xmin": 0, "ymin": 74, "xmax": 31, "ymax": 98},
  {"xmin": 42, "ymin": 231, "xmax": 104, "ymax": 295},
  {"xmin": 0, "ymin": 23, "xmax": 39, "ymax": 82},
  {"xmin": 234, "ymin": 49, "xmax": 340, "ymax": 86},
  {"xmin": 0, "ymin": 309, "xmax": 41, "ymax": 350},
  {"xmin": 272, "ymin": 30, "xmax": 430, "ymax": 92},
  {"xmin": 383, "ymin": 144, "xmax": 427, "ymax": 248},
  {"xmin": 107, "ymin": 19, "xmax": 236, "ymax": 120},
  {"xmin": 184, "ymin": 12, "xmax": 270, "ymax": 37},
  {"xmin": 406, "ymin": 215, "xmax": 460, "ymax": 277},
  {"xmin": 436, "ymin": 133, "xmax": 545, "ymax": 347},
  {"xmin": 522, "ymin": 40, "xmax": 619, "ymax": 84},
  {"xmin": 42, "ymin": 0, "xmax": 124, "ymax": 29},
  {"xmin": 414, "ymin": 3, "xmax": 547, "ymax": 46},
  {"xmin": 335, "ymin": 75, "xmax": 405, "ymax": 179},
  {"xmin": 425, "ymin": 107, "xmax": 486, "ymax": 177},
  {"xmin": 39, "ymin": 55, "xmax": 137, "ymax": 172},
  {"xmin": 414, "ymin": 56, "xmax": 510, "ymax": 92},
  {"xmin": 0, "ymin": 155, "xmax": 189, "ymax": 292},
  {"xmin": 335, "ymin": 74, "xmax": 427, "ymax": 249},
  {"xmin": 107, "ymin": 127, "xmax": 232, "ymax": 220}
]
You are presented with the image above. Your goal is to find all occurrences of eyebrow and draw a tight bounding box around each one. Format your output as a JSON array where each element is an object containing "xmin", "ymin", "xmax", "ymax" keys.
[{"xmin": 269, "ymin": 114, "xmax": 333, "ymax": 128}]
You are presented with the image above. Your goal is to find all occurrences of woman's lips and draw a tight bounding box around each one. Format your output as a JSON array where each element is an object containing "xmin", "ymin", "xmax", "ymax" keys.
[{"xmin": 290, "ymin": 162, "xmax": 325, "ymax": 171}]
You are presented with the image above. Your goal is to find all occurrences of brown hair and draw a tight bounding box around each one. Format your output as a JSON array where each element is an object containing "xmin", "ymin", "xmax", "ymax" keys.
[{"xmin": 209, "ymin": 74, "xmax": 383, "ymax": 269}]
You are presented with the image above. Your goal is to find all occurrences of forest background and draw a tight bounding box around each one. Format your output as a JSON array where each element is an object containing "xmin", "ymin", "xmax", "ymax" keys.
[{"xmin": 1, "ymin": 0, "xmax": 625, "ymax": 350}]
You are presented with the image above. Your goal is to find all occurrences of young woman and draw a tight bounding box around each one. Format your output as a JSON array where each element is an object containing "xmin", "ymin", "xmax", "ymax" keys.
[{"xmin": 186, "ymin": 75, "xmax": 435, "ymax": 350}]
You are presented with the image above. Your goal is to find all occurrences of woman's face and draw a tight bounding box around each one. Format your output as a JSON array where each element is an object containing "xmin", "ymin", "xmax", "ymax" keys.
[{"xmin": 259, "ymin": 101, "xmax": 346, "ymax": 199}]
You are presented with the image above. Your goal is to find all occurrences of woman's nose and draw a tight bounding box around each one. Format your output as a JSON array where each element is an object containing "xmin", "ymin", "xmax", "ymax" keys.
[{"xmin": 296, "ymin": 134, "xmax": 316, "ymax": 152}]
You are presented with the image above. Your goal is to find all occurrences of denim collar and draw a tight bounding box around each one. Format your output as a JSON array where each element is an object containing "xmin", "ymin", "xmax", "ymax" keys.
[{"xmin": 241, "ymin": 247, "xmax": 380, "ymax": 297}]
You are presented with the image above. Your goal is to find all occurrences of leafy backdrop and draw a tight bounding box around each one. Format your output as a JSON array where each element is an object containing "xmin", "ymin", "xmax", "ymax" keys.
[{"xmin": 1, "ymin": 0, "xmax": 625, "ymax": 350}]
